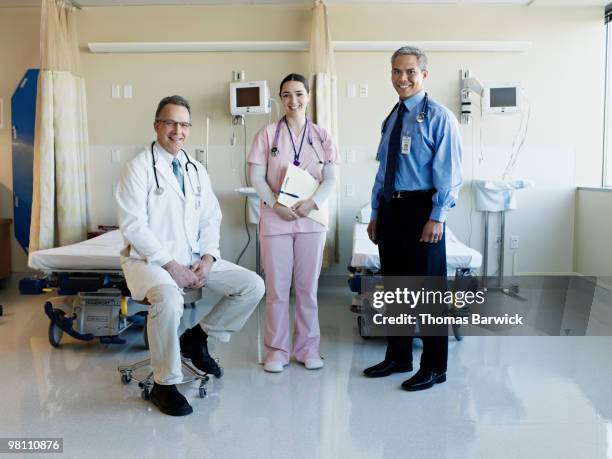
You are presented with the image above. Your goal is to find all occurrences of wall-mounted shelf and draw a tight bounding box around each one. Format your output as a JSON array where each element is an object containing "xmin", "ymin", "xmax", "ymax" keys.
[{"xmin": 88, "ymin": 40, "xmax": 531, "ymax": 54}]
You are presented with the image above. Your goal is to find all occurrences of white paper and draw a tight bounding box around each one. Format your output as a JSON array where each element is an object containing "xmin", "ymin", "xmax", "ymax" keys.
[{"xmin": 277, "ymin": 164, "xmax": 329, "ymax": 226}]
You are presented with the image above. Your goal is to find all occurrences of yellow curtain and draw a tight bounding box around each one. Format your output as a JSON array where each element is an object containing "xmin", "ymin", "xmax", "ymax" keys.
[
  {"xmin": 310, "ymin": 0, "xmax": 339, "ymax": 267},
  {"xmin": 30, "ymin": 0, "xmax": 89, "ymax": 252}
]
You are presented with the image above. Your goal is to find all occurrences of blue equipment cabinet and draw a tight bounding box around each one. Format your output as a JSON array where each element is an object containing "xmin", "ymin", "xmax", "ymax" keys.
[{"xmin": 11, "ymin": 68, "xmax": 39, "ymax": 254}]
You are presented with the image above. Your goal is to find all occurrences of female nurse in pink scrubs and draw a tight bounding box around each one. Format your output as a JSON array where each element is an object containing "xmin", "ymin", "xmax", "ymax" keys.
[{"xmin": 248, "ymin": 73, "xmax": 339, "ymax": 373}]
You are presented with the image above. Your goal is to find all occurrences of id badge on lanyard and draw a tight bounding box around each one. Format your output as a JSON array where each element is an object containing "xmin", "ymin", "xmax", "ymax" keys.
[{"xmin": 401, "ymin": 136, "xmax": 411, "ymax": 155}]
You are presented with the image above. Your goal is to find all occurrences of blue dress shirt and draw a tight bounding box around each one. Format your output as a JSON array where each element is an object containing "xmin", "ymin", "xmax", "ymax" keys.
[{"xmin": 370, "ymin": 90, "xmax": 463, "ymax": 222}]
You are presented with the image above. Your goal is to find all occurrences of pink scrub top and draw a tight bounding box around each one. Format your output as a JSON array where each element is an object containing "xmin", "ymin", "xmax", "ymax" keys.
[{"xmin": 248, "ymin": 119, "xmax": 339, "ymax": 236}]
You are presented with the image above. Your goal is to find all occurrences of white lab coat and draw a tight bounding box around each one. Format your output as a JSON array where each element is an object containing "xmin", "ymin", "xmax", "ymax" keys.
[{"xmin": 116, "ymin": 142, "xmax": 227, "ymax": 300}]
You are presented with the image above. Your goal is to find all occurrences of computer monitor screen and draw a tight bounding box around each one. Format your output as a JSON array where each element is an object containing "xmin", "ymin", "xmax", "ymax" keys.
[
  {"xmin": 489, "ymin": 87, "xmax": 517, "ymax": 108},
  {"xmin": 230, "ymin": 80, "xmax": 270, "ymax": 115},
  {"xmin": 236, "ymin": 87, "xmax": 260, "ymax": 108},
  {"xmin": 484, "ymin": 83, "xmax": 521, "ymax": 114}
]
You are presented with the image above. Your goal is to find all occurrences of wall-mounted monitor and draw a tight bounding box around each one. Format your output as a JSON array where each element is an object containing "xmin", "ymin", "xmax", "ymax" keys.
[
  {"xmin": 483, "ymin": 83, "xmax": 521, "ymax": 114},
  {"xmin": 230, "ymin": 80, "xmax": 270, "ymax": 116}
]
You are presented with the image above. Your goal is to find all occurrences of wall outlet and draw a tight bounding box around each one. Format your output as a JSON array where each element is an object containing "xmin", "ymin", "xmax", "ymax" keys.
[
  {"xmin": 346, "ymin": 149, "xmax": 356, "ymax": 162},
  {"xmin": 111, "ymin": 149, "xmax": 121, "ymax": 163},
  {"xmin": 111, "ymin": 84, "xmax": 121, "ymax": 99},
  {"xmin": 123, "ymin": 85, "xmax": 133, "ymax": 99},
  {"xmin": 359, "ymin": 83, "xmax": 368, "ymax": 98},
  {"xmin": 510, "ymin": 235, "xmax": 519, "ymax": 249}
]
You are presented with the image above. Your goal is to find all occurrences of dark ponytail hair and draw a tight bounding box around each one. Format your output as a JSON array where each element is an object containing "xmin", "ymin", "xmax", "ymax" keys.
[{"xmin": 279, "ymin": 73, "xmax": 309, "ymax": 95}]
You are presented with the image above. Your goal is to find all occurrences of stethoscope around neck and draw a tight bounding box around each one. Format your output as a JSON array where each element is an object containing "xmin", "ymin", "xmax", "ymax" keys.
[
  {"xmin": 381, "ymin": 92, "xmax": 429, "ymax": 134},
  {"xmin": 270, "ymin": 116, "xmax": 324, "ymax": 164},
  {"xmin": 150, "ymin": 141, "xmax": 201, "ymax": 198}
]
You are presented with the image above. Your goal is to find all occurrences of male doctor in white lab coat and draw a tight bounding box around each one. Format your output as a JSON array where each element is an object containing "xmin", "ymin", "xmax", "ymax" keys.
[{"xmin": 116, "ymin": 95, "xmax": 265, "ymax": 416}]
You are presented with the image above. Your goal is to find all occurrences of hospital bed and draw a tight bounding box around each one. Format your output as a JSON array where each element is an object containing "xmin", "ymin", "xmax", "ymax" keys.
[
  {"xmin": 29, "ymin": 230, "xmax": 213, "ymax": 399},
  {"xmin": 28, "ymin": 230, "xmax": 143, "ymax": 347},
  {"xmin": 348, "ymin": 206, "xmax": 482, "ymax": 340}
]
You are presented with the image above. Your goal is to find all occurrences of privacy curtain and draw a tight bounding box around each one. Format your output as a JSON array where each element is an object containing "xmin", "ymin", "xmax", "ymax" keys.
[
  {"xmin": 310, "ymin": 0, "xmax": 339, "ymax": 267},
  {"xmin": 30, "ymin": 0, "xmax": 89, "ymax": 252}
]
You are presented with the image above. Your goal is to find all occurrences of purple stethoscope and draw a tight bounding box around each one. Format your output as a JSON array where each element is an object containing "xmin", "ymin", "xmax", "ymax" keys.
[{"xmin": 270, "ymin": 116, "xmax": 324, "ymax": 166}]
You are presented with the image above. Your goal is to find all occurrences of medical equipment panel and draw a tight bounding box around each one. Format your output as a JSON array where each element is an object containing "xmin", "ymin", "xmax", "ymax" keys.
[
  {"xmin": 483, "ymin": 82, "xmax": 521, "ymax": 114},
  {"xmin": 74, "ymin": 290, "xmax": 127, "ymax": 337},
  {"xmin": 230, "ymin": 80, "xmax": 270, "ymax": 115},
  {"xmin": 11, "ymin": 69, "xmax": 39, "ymax": 253}
]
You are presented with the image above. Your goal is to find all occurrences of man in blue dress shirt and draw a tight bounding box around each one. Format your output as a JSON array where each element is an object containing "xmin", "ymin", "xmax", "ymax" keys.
[{"xmin": 364, "ymin": 46, "xmax": 463, "ymax": 391}]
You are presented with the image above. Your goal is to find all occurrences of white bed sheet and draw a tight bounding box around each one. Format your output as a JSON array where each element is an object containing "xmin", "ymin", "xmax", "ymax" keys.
[
  {"xmin": 28, "ymin": 230, "xmax": 123, "ymax": 272},
  {"xmin": 350, "ymin": 223, "xmax": 482, "ymax": 276}
]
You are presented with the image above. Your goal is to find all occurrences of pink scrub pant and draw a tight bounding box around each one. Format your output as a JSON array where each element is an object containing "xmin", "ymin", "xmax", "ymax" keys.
[{"xmin": 260, "ymin": 231, "xmax": 326, "ymax": 364}]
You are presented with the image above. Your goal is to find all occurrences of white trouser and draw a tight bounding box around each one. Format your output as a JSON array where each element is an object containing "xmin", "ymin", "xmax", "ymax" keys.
[{"xmin": 146, "ymin": 260, "xmax": 265, "ymax": 384}]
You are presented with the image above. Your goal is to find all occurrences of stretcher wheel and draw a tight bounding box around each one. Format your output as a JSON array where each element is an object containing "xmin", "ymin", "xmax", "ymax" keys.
[
  {"xmin": 48, "ymin": 309, "xmax": 65, "ymax": 348},
  {"xmin": 357, "ymin": 316, "xmax": 370, "ymax": 340},
  {"xmin": 198, "ymin": 385, "xmax": 207, "ymax": 398},
  {"xmin": 121, "ymin": 373, "xmax": 132, "ymax": 385},
  {"xmin": 141, "ymin": 387, "xmax": 150, "ymax": 401}
]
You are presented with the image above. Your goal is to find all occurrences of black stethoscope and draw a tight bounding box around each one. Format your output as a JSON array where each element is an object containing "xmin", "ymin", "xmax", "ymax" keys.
[
  {"xmin": 270, "ymin": 116, "xmax": 324, "ymax": 165},
  {"xmin": 416, "ymin": 92, "xmax": 429, "ymax": 123},
  {"xmin": 381, "ymin": 92, "xmax": 429, "ymax": 134},
  {"xmin": 151, "ymin": 141, "xmax": 202, "ymax": 207}
]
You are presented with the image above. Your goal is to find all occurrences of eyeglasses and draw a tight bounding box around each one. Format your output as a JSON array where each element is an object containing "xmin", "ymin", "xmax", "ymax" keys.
[{"xmin": 156, "ymin": 119, "xmax": 192, "ymax": 129}]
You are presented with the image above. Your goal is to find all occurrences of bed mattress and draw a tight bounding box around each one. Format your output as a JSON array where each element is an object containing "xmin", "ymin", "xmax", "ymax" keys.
[
  {"xmin": 350, "ymin": 223, "xmax": 482, "ymax": 275},
  {"xmin": 28, "ymin": 230, "xmax": 123, "ymax": 272}
]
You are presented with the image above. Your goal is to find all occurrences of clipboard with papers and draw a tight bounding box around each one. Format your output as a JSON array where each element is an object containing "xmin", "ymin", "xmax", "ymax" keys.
[{"xmin": 276, "ymin": 164, "xmax": 329, "ymax": 226}]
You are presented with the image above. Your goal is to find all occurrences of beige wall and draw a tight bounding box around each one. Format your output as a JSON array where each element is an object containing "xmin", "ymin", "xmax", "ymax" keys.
[
  {"xmin": 0, "ymin": 4, "xmax": 606, "ymax": 275},
  {"xmin": 575, "ymin": 189, "xmax": 612, "ymax": 276},
  {"xmin": 0, "ymin": 7, "xmax": 40, "ymax": 272}
]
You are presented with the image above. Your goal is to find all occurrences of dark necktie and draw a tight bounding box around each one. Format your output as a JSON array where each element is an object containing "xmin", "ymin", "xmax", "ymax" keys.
[
  {"xmin": 382, "ymin": 103, "xmax": 406, "ymax": 202},
  {"xmin": 172, "ymin": 158, "xmax": 185, "ymax": 194}
]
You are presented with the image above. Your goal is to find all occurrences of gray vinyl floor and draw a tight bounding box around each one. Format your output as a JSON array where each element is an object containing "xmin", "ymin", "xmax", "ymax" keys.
[{"xmin": 0, "ymin": 275, "xmax": 611, "ymax": 459}]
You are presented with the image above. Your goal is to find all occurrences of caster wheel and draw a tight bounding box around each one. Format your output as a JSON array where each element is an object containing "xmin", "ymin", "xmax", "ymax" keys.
[
  {"xmin": 141, "ymin": 387, "xmax": 151, "ymax": 401},
  {"xmin": 121, "ymin": 373, "xmax": 132, "ymax": 385},
  {"xmin": 215, "ymin": 366, "xmax": 224, "ymax": 379},
  {"xmin": 357, "ymin": 316, "xmax": 370, "ymax": 340},
  {"xmin": 143, "ymin": 313, "xmax": 149, "ymax": 350},
  {"xmin": 48, "ymin": 309, "xmax": 65, "ymax": 348},
  {"xmin": 199, "ymin": 386, "xmax": 207, "ymax": 398}
]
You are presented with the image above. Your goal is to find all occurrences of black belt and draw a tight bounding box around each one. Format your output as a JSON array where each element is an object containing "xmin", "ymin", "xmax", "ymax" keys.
[{"xmin": 391, "ymin": 189, "xmax": 434, "ymax": 199}]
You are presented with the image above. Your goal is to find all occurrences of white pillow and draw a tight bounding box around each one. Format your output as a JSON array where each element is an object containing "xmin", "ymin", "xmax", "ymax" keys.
[{"xmin": 355, "ymin": 204, "xmax": 372, "ymax": 223}]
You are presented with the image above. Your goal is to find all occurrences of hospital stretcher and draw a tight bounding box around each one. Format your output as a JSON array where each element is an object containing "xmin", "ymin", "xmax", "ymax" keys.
[
  {"xmin": 28, "ymin": 230, "xmax": 138, "ymax": 346},
  {"xmin": 348, "ymin": 222, "xmax": 482, "ymax": 340},
  {"xmin": 29, "ymin": 230, "xmax": 204, "ymax": 348},
  {"xmin": 28, "ymin": 230, "xmax": 213, "ymax": 398}
]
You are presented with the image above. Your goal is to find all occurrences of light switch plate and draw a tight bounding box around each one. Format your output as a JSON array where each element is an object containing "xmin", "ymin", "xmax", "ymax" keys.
[
  {"xmin": 123, "ymin": 85, "xmax": 133, "ymax": 99},
  {"xmin": 347, "ymin": 83, "xmax": 356, "ymax": 98}
]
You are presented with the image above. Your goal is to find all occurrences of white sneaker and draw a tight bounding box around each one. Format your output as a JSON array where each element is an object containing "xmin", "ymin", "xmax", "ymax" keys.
[
  {"xmin": 304, "ymin": 357, "xmax": 324, "ymax": 370},
  {"xmin": 264, "ymin": 361, "xmax": 285, "ymax": 373}
]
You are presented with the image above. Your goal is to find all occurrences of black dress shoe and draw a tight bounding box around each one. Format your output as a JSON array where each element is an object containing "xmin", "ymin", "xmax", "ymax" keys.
[
  {"xmin": 401, "ymin": 369, "xmax": 446, "ymax": 391},
  {"xmin": 150, "ymin": 383, "xmax": 193, "ymax": 416},
  {"xmin": 363, "ymin": 359, "xmax": 413, "ymax": 378},
  {"xmin": 180, "ymin": 325, "xmax": 222, "ymax": 378}
]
